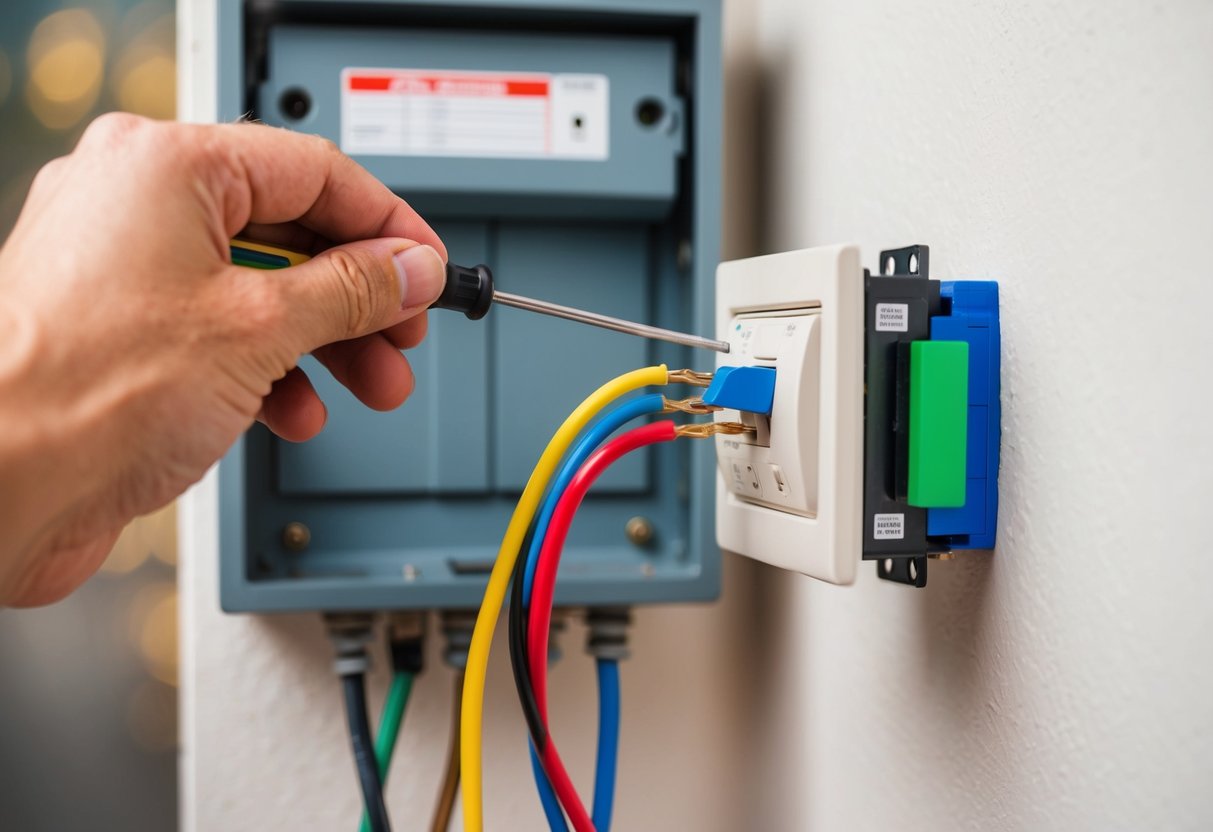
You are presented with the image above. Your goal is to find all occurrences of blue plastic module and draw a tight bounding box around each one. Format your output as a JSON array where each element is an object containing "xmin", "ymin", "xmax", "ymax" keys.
[{"xmin": 926, "ymin": 281, "xmax": 1001, "ymax": 549}]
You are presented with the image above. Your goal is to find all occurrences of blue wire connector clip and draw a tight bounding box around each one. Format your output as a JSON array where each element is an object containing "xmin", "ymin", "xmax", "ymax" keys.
[{"xmin": 702, "ymin": 366, "xmax": 777, "ymax": 416}]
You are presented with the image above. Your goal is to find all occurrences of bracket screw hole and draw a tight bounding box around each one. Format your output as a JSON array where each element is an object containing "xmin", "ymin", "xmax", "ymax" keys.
[
  {"xmin": 635, "ymin": 97, "xmax": 665, "ymax": 128},
  {"xmin": 279, "ymin": 87, "xmax": 313, "ymax": 121},
  {"xmin": 884, "ymin": 256, "xmax": 895, "ymax": 275}
]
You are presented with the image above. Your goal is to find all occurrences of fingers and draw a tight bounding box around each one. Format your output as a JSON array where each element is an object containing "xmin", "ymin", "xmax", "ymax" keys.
[
  {"xmin": 204, "ymin": 122, "xmax": 448, "ymax": 260},
  {"xmin": 260, "ymin": 338, "xmax": 419, "ymax": 441},
  {"xmin": 260, "ymin": 366, "xmax": 327, "ymax": 442},
  {"xmin": 275, "ymin": 239, "xmax": 445, "ymax": 353},
  {"xmin": 382, "ymin": 312, "xmax": 428, "ymax": 350},
  {"xmin": 313, "ymin": 334, "xmax": 416, "ymax": 412}
]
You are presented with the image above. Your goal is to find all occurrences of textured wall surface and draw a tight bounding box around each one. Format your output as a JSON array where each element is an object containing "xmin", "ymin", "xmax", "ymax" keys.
[
  {"xmin": 182, "ymin": 0, "xmax": 1213, "ymax": 830},
  {"xmin": 737, "ymin": 1, "xmax": 1213, "ymax": 829}
]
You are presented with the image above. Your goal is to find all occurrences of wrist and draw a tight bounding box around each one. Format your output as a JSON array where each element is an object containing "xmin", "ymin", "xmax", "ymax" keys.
[{"xmin": 0, "ymin": 300, "xmax": 58, "ymax": 589}]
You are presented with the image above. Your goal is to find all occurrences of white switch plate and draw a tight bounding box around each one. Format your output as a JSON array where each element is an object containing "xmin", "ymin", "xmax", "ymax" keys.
[{"xmin": 713, "ymin": 245, "xmax": 865, "ymax": 584}]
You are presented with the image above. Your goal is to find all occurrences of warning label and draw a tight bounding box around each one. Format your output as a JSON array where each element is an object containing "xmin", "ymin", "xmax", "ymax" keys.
[
  {"xmin": 873, "ymin": 513, "xmax": 905, "ymax": 540},
  {"xmin": 875, "ymin": 303, "xmax": 909, "ymax": 332},
  {"xmin": 340, "ymin": 68, "xmax": 609, "ymax": 160}
]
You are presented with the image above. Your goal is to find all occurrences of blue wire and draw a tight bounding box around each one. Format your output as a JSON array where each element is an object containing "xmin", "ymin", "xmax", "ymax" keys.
[
  {"xmin": 522, "ymin": 393, "xmax": 665, "ymax": 605},
  {"xmin": 523, "ymin": 393, "xmax": 662, "ymax": 830},
  {"xmin": 593, "ymin": 659, "xmax": 621, "ymax": 832},
  {"xmin": 530, "ymin": 740, "xmax": 569, "ymax": 831}
]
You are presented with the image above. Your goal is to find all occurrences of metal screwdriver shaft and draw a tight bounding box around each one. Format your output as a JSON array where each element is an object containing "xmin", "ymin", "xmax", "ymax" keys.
[
  {"xmin": 433, "ymin": 261, "xmax": 729, "ymax": 353},
  {"xmin": 226, "ymin": 244, "xmax": 731, "ymax": 354},
  {"xmin": 492, "ymin": 290, "xmax": 730, "ymax": 354}
]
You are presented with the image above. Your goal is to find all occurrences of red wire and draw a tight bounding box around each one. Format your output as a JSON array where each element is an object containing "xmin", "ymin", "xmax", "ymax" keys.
[{"xmin": 527, "ymin": 420, "xmax": 677, "ymax": 832}]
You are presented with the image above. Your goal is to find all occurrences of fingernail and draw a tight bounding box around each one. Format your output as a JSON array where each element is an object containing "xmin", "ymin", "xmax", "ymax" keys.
[{"xmin": 393, "ymin": 245, "xmax": 445, "ymax": 310}]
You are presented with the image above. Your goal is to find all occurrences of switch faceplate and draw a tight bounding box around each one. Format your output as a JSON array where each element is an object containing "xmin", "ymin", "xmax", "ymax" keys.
[
  {"xmin": 716, "ymin": 311, "xmax": 820, "ymax": 516},
  {"xmin": 713, "ymin": 246, "xmax": 865, "ymax": 584}
]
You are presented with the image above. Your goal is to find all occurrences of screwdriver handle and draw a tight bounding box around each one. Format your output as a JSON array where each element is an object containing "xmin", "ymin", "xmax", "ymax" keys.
[
  {"xmin": 432, "ymin": 263, "xmax": 494, "ymax": 320},
  {"xmin": 231, "ymin": 239, "xmax": 493, "ymax": 321}
]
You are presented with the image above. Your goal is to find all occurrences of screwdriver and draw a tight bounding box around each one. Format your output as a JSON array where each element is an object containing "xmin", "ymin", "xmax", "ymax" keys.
[
  {"xmin": 436, "ymin": 262, "xmax": 730, "ymax": 353},
  {"xmin": 231, "ymin": 239, "xmax": 731, "ymax": 354}
]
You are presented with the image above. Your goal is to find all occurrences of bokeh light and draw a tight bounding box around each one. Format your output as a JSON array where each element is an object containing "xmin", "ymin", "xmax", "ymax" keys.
[
  {"xmin": 115, "ymin": 50, "xmax": 174, "ymax": 117},
  {"xmin": 24, "ymin": 8, "xmax": 107, "ymax": 130},
  {"xmin": 127, "ymin": 581, "xmax": 178, "ymax": 686},
  {"xmin": 103, "ymin": 502, "xmax": 177, "ymax": 572},
  {"xmin": 112, "ymin": 10, "xmax": 175, "ymax": 118}
]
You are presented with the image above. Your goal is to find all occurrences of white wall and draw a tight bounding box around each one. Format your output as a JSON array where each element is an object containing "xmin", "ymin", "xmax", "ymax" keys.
[
  {"xmin": 182, "ymin": 0, "xmax": 1213, "ymax": 830},
  {"xmin": 738, "ymin": 0, "xmax": 1213, "ymax": 829}
]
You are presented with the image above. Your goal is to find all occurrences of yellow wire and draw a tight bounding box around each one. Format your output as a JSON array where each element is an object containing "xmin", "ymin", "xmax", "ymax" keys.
[{"xmin": 460, "ymin": 364, "xmax": 670, "ymax": 832}]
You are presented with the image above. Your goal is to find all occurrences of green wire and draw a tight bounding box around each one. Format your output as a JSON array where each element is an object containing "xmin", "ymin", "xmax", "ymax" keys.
[{"xmin": 359, "ymin": 671, "xmax": 415, "ymax": 832}]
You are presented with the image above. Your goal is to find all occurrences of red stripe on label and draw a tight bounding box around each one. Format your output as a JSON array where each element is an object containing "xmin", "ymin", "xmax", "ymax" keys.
[
  {"xmin": 505, "ymin": 81, "xmax": 549, "ymax": 96},
  {"xmin": 348, "ymin": 76, "xmax": 393, "ymax": 91},
  {"xmin": 346, "ymin": 74, "xmax": 549, "ymax": 97}
]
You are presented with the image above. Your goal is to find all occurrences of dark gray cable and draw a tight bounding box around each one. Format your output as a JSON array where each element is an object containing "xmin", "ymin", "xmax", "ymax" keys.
[{"xmin": 342, "ymin": 673, "xmax": 391, "ymax": 832}]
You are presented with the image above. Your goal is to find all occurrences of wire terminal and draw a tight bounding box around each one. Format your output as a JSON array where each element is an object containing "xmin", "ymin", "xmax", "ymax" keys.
[
  {"xmin": 662, "ymin": 396, "xmax": 721, "ymax": 415},
  {"xmin": 675, "ymin": 421, "xmax": 755, "ymax": 439},
  {"xmin": 667, "ymin": 368, "xmax": 714, "ymax": 387}
]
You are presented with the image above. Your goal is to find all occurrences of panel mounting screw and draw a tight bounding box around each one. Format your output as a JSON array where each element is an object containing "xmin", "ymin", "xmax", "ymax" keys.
[
  {"xmin": 281, "ymin": 522, "xmax": 311, "ymax": 552},
  {"xmin": 677, "ymin": 239, "xmax": 693, "ymax": 272},
  {"xmin": 625, "ymin": 516, "xmax": 655, "ymax": 547}
]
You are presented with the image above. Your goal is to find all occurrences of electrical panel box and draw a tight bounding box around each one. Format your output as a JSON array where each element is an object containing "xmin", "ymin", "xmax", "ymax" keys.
[{"xmin": 217, "ymin": 0, "xmax": 723, "ymax": 612}]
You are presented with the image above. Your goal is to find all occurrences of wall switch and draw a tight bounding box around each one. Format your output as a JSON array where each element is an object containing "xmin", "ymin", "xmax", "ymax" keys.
[
  {"xmin": 714, "ymin": 244, "xmax": 1001, "ymax": 589},
  {"xmin": 713, "ymin": 246, "xmax": 865, "ymax": 584}
]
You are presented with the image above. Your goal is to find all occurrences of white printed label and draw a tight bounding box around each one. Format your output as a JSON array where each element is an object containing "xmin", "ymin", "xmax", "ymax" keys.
[
  {"xmin": 873, "ymin": 513, "xmax": 905, "ymax": 540},
  {"xmin": 340, "ymin": 68, "xmax": 609, "ymax": 160},
  {"xmin": 875, "ymin": 303, "xmax": 909, "ymax": 332}
]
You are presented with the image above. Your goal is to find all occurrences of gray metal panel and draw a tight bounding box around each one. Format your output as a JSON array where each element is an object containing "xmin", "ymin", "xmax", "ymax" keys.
[
  {"xmin": 277, "ymin": 221, "xmax": 491, "ymax": 494},
  {"xmin": 493, "ymin": 222, "xmax": 651, "ymax": 491},
  {"xmin": 222, "ymin": 418, "xmax": 694, "ymax": 610},
  {"xmin": 261, "ymin": 24, "xmax": 682, "ymax": 218},
  {"xmin": 216, "ymin": 0, "xmax": 723, "ymax": 613}
]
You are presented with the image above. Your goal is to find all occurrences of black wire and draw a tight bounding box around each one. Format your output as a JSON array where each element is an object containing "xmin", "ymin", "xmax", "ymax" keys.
[
  {"xmin": 341, "ymin": 673, "xmax": 392, "ymax": 832},
  {"xmin": 508, "ymin": 538, "xmax": 548, "ymax": 750}
]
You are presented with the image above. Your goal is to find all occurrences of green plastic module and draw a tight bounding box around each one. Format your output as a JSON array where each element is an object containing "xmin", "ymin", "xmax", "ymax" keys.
[{"xmin": 907, "ymin": 340, "xmax": 969, "ymax": 508}]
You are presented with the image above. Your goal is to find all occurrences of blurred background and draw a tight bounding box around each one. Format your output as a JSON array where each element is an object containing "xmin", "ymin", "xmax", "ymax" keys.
[{"xmin": 0, "ymin": 2, "xmax": 179, "ymax": 829}]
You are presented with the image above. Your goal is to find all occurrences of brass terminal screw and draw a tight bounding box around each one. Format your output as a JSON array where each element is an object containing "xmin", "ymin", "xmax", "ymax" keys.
[
  {"xmin": 282, "ymin": 522, "xmax": 311, "ymax": 552},
  {"xmin": 625, "ymin": 516, "xmax": 655, "ymax": 547}
]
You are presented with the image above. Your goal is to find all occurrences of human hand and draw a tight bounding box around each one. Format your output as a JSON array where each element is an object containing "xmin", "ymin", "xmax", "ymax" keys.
[{"xmin": 0, "ymin": 114, "xmax": 447, "ymax": 606}]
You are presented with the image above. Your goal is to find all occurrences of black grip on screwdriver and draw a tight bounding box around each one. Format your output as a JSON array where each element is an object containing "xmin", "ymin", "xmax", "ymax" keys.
[{"xmin": 431, "ymin": 262, "xmax": 494, "ymax": 320}]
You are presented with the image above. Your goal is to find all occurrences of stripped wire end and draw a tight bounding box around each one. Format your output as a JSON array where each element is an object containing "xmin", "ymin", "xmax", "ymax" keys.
[
  {"xmin": 667, "ymin": 368, "xmax": 714, "ymax": 387},
  {"xmin": 675, "ymin": 421, "xmax": 755, "ymax": 439},
  {"xmin": 661, "ymin": 396, "xmax": 722, "ymax": 415}
]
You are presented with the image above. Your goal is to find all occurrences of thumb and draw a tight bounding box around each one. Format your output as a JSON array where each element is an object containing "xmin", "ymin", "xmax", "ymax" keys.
[{"xmin": 281, "ymin": 240, "xmax": 445, "ymax": 351}]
